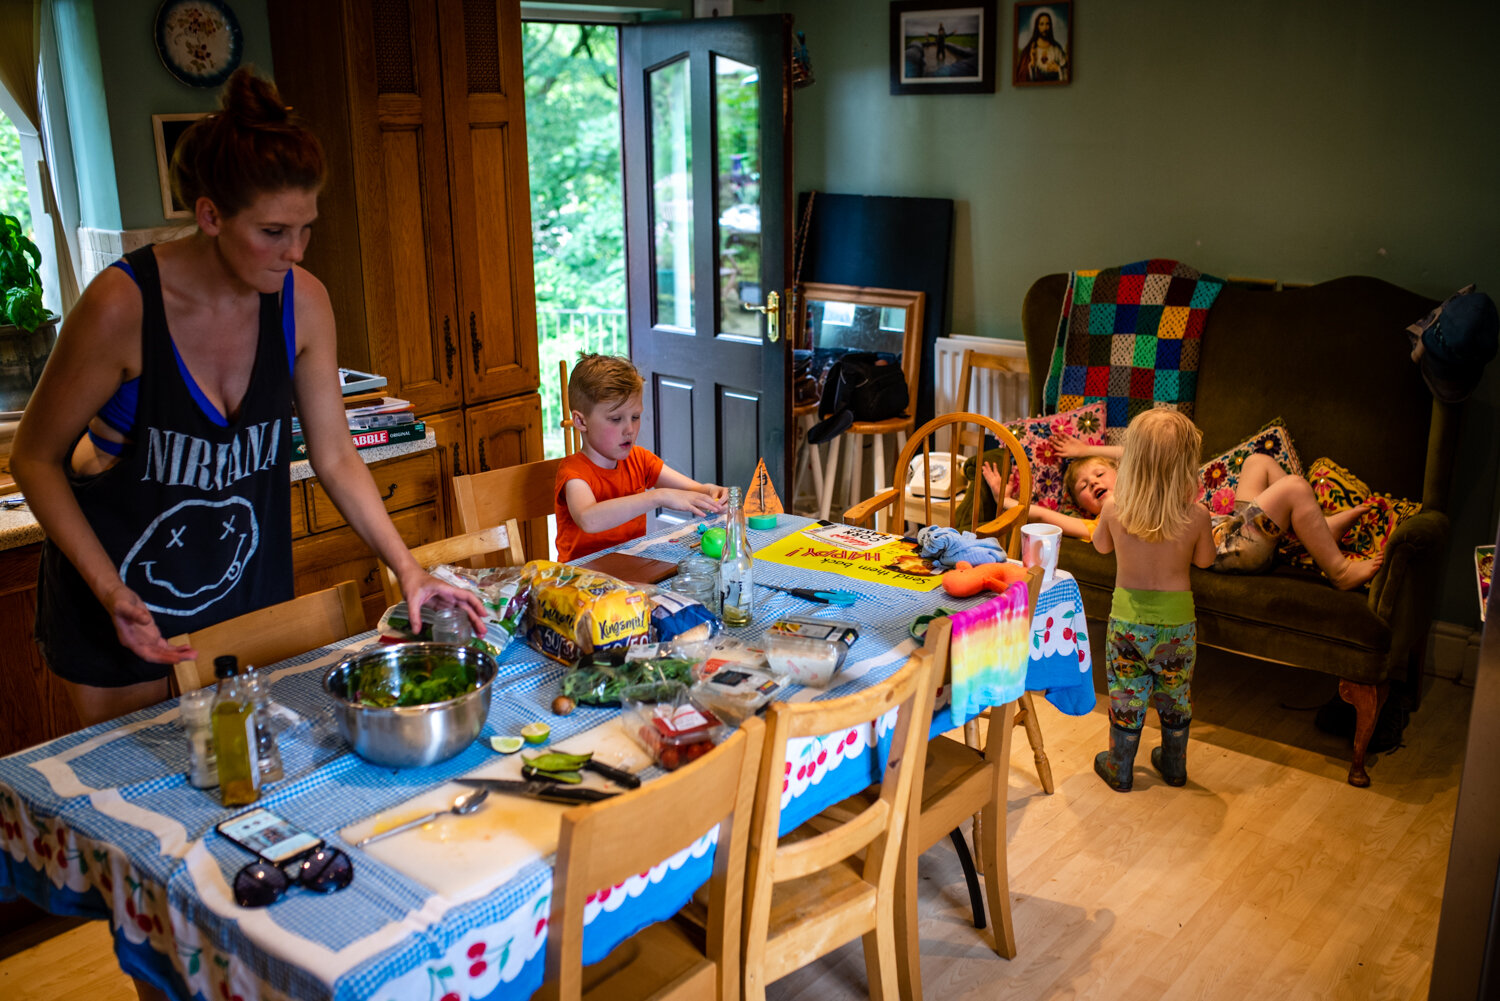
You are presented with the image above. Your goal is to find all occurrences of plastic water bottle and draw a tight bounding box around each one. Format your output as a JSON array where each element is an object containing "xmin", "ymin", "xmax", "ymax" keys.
[{"xmin": 718, "ymin": 486, "xmax": 754, "ymax": 627}]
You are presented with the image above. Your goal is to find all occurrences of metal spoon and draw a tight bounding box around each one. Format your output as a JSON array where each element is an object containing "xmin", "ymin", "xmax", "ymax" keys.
[{"xmin": 356, "ymin": 788, "xmax": 489, "ymax": 848}]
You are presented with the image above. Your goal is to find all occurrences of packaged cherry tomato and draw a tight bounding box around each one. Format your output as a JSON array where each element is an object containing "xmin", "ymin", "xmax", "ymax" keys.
[{"xmin": 620, "ymin": 681, "xmax": 724, "ymax": 771}]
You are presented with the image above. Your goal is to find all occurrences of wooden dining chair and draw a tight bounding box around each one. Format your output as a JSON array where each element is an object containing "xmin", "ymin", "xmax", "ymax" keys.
[
  {"xmin": 378, "ymin": 520, "xmax": 524, "ymax": 606},
  {"xmin": 955, "ymin": 348, "xmax": 1030, "ymax": 425},
  {"xmin": 559, "ymin": 359, "xmax": 582, "ymax": 456},
  {"xmin": 893, "ymin": 568, "xmax": 1043, "ymax": 1000},
  {"xmin": 451, "ymin": 456, "xmax": 565, "ymax": 561},
  {"xmin": 541, "ymin": 718, "xmax": 765, "ymax": 1001},
  {"xmin": 740, "ymin": 642, "xmax": 939, "ymax": 1001},
  {"xmin": 843, "ymin": 410, "xmax": 1031, "ymax": 555},
  {"xmin": 167, "ymin": 580, "xmax": 364, "ymax": 693}
]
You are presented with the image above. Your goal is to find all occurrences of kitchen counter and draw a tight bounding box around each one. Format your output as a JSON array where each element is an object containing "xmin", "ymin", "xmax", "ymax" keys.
[{"xmin": 0, "ymin": 431, "xmax": 437, "ymax": 553}]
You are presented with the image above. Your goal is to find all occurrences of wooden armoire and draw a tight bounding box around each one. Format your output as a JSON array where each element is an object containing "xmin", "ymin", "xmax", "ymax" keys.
[{"xmin": 267, "ymin": 0, "xmax": 546, "ymax": 554}]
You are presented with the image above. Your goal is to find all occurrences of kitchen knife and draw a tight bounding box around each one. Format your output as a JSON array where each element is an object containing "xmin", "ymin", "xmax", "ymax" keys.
[{"xmin": 456, "ymin": 778, "xmax": 619, "ymax": 805}]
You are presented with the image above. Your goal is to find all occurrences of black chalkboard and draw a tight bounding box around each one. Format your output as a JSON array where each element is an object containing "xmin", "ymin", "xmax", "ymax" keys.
[{"xmin": 796, "ymin": 192, "xmax": 954, "ymax": 427}]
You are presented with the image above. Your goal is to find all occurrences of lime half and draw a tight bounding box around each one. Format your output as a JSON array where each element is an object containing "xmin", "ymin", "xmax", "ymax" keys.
[
  {"xmin": 520, "ymin": 722, "xmax": 552, "ymax": 745},
  {"xmin": 489, "ymin": 735, "xmax": 524, "ymax": 754}
]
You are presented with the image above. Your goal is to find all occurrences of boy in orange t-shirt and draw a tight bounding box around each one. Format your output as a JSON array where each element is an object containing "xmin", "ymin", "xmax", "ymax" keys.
[{"xmin": 554, "ymin": 354, "xmax": 727, "ymax": 562}]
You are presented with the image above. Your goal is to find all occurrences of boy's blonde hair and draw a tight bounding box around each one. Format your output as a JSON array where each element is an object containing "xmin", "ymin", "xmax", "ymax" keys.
[
  {"xmin": 1064, "ymin": 455, "xmax": 1118, "ymax": 509},
  {"xmin": 1112, "ymin": 409, "xmax": 1202, "ymax": 543},
  {"xmin": 569, "ymin": 353, "xmax": 643, "ymax": 412}
]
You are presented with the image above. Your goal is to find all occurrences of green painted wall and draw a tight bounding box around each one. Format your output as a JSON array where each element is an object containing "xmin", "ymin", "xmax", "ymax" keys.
[
  {"xmin": 91, "ymin": 0, "xmax": 276, "ymax": 230},
  {"xmin": 780, "ymin": 0, "xmax": 1500, "ymax": 626}
]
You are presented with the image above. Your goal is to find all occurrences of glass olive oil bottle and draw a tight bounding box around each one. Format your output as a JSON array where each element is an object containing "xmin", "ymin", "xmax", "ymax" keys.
[
  {"xmin": 212, "ymin": 656, "xmax": 262, "ymax": 807},
  {"xmin": 718, "ymin": 486, "xmax": 754, "ymax": 627}
]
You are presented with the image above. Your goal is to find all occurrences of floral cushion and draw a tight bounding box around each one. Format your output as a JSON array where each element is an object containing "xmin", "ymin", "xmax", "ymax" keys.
[
  {"xmin": 1278, "ymin": 456, "xmax": 1423, "ymax": 569},
  {"xmin": 1002, "ymin": 402, "xmax": 1108, "ymax": 512},
  {"xmin": 1196, "ymin": 418, "xmax": 1303, "ymax": 515}
]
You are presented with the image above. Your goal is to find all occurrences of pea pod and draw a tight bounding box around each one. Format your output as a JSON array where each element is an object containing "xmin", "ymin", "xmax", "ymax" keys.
[{"xmin": 523, "ymin": 751, "xmax": 594, "ymax": 772}]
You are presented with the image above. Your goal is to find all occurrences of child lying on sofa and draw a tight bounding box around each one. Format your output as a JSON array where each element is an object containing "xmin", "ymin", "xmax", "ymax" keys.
[{"xmin": 982, "ymin": 433, "xmax": 1382, "ymax": 590}]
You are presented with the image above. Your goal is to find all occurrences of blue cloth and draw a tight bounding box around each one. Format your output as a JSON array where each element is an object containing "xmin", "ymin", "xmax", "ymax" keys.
[{"xmin": 915, "ymin": 525, "xmax": 1007, "ymax": 569}]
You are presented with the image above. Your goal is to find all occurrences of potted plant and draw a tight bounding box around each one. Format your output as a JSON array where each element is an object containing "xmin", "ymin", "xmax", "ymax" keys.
[{"xmin": 0, "ymin": 212, "xmax": 59, "ymax": 412}]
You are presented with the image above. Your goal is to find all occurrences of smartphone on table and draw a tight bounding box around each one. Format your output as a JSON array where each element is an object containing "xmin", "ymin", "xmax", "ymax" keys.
[{"xmin": 217, "ymin": 807, "xmax": 324, "ymax": 866}]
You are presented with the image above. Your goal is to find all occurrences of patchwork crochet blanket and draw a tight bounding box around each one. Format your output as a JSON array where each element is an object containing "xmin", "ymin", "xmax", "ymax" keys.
[{"xmin": 1041, "ymin": 259, "xmax": 1225, "ymax": 436}]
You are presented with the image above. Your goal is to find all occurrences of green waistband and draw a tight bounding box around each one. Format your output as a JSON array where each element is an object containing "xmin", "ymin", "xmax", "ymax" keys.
[{"xmin": 1110, "ymin": 586, "xmax": 1195, "ymax": 626}]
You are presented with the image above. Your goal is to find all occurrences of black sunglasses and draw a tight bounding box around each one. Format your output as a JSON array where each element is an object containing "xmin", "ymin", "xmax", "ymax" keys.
[{"xmin": 232, "ymin": 847, "xmax": 354, "ymax": 908}]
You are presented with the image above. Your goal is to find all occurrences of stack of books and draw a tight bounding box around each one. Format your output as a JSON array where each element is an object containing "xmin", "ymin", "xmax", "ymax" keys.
[{"xmin": 291, "ymin": 396, "xmax": 427, "ymax": 458}]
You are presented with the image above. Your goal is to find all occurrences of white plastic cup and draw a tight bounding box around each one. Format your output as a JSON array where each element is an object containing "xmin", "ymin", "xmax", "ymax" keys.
[{"xmin": 1020, "ymin": 524, "xmax": 1062, "ymax": 584}]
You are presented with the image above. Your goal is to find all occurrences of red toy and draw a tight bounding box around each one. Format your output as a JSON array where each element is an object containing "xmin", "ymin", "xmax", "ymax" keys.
[{"xmin": 941, "ymin": 560, "xmax": 1030, "ymax": 598}]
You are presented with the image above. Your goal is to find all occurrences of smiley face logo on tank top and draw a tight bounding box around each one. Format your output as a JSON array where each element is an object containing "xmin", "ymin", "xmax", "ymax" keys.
[{"xmin": 119, "ymin": 497, "xmax": 260, "ymax": 617}]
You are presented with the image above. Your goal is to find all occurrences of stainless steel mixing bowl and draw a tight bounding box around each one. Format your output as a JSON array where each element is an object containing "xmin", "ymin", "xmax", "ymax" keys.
[{"xmin": 323, "ymin": 643, "xmax": 496, "ymax": 768}]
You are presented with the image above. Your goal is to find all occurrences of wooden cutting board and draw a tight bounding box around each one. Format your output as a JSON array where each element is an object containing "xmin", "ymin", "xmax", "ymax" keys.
[{"xmin": 341, "ymin": 720, "xmax": 652, "ymax": 900}]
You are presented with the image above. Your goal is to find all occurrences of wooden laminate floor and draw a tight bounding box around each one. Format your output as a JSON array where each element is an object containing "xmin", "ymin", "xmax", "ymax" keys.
[
  {"xmin": 771, "ymin": 649, "xmax": 1468, "ymax": 1001},
  {"xmin": 1, "ymin": 651, "xmax": 1469, "ymax": 1001}
]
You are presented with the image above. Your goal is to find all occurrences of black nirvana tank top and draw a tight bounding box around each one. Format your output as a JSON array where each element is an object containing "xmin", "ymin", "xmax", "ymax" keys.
[{"xmin": 36, "ymin": 245, "xmax": 294, "ymax": 685}]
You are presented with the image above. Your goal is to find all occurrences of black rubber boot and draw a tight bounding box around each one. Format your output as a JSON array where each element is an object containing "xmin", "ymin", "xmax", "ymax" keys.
[
  {"xmin": 1151, "ymin": 724, "xmax": 1189, "ymax": 787},
  {"xmin": 1093, "ymin": 724, "xmax": 1141, "ymax": 792}
]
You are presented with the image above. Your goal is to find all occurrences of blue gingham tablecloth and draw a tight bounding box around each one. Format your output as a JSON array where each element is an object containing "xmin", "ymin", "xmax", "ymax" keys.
[{"xmin": 0, "ymin": 516, "xmax": 1092, "ymax": 1001}]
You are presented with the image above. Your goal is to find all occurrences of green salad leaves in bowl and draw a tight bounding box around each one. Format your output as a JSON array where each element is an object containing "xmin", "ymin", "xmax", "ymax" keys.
[{"xmin": 323, "ymin": 643, "xmax": 497, "ymax": 768}]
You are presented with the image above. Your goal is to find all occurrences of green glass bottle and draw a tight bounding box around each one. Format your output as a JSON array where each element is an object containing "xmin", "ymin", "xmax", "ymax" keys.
[
  {"xmin": 718, "ymin": 486, "xmax": 754, "ymax": 627},
  {"xmin": 211, "ymin": 656, "xmax": 262, "ymax": 807}
]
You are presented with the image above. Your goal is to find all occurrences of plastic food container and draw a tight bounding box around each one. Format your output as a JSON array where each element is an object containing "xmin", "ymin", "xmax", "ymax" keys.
[
  {"xmin": 621, "ymin": 681, "xmax": 723, "ymax": 770},
  {"xmin": 764, "ymin": 632, "xmax": 846, "ymax": 688},
  {"xmin": 691, "ymin": 665, "xmax": 783, "ymax": 725}
]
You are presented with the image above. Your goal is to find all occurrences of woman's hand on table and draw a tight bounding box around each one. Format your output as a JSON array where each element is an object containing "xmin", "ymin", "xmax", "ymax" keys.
[
  {"xmin": 105, "ymin": 582, "xmax": 197, "ymax": 663},
  {"xmin": 400, "ymin": 571, "xmax": 489, "ymax": 635}
]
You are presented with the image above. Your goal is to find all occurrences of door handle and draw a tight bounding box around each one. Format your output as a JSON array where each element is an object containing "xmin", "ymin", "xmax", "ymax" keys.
[
  {"xmin": 742, "ymin": 290, "xmax": 780, "ymax": 343},
  {"xmin": 381, "ymin": 482, "xmax": 398, "ymax": 501},
  {"xmin": 477, "ymin": 439, "xmax": 489, "ymax": 472},
  {"xmin": 443, "ymin": 317, "xmax": 455, "ymax": 379},
  {"xmin": 470, "ymin": 312, "xmax": 482, "ymax": 375},
  {"xmin": 450, "ymin": 442, "xmax": 464, "ymax": 477}
]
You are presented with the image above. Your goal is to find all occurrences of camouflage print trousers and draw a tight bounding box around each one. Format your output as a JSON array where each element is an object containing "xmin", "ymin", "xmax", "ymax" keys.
[{"xmin": 1105, "ymin": 617, "xmax": 1198, "ymax": 731}]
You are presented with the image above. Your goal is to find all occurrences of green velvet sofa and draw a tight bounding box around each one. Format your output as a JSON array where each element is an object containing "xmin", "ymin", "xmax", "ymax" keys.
[{"xmin": 1020, "ymin": 274, "xmax": 1458, "ymax": 787}]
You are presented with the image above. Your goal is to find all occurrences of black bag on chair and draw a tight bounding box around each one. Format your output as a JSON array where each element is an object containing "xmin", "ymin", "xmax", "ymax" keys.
[{"xmin": 807, "ymin": 352, "xmax": 908, "ymax": 444}]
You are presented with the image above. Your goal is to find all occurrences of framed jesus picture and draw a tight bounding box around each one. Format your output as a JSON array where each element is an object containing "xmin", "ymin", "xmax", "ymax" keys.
[
  {"xmin": 889, "ymin": 1, "xmax": 997, "ymax": 95},
  {"xmin": 1013, "ymin": 1, "xmax": 1072, "ymax": 87}
]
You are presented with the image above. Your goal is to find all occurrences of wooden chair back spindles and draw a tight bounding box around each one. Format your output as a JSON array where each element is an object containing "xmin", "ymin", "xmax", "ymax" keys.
[
  {"xmin": 844, "ymin": 411, "xmax": 1032, "ymax": 555},
  {"xmin": 543, "ymin": 718, "xmax": 766, "ymax": 1001},
  {"xmin": 379, "ymin": 520, "xmax": 524, "ymax": 607},
  {"xmin": 740, "ymin": 647, "xmax": 939, "ymax": 1001},
  {"xmin": 167, "ymin": 581, "xmax": 365, "ymax": 694}
]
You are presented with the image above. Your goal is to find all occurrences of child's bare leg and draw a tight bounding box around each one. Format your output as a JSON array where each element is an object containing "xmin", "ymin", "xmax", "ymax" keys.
[
  {"xmin": 1233, "ymin": 453, "xmax": 1288, "ymax": 502},
  {"xmin": 1325, "ymin": 502, "xmax": 1372, "ymax": 542},
  {"xmin": 1253, "ymin": 476, "xmax": 1381, "ymax": 590}
]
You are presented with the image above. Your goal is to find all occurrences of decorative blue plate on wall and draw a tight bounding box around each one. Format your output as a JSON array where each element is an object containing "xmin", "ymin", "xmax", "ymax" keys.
[{"xmin": 154, "ymin": 0, "xmax": 243, "ymax": 88}]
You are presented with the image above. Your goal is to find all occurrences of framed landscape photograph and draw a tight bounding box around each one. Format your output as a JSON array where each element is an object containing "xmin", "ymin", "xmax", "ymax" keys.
[
  {"xmin": 151, "ymin": 112, "xmax": 210, "ymax": 219},
  {"xmin": 1013, "ymin": 1, "xmax": 1073, "ymax": 87},
  {"xmin": 890, "ymin": 1, "xmax": 997, "ymax": 95}
]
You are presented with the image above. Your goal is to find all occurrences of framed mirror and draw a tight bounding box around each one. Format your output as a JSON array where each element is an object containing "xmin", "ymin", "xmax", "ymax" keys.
[{"xmin": 800, "ymin": 282, "xmax": 926, "ymax": 372}]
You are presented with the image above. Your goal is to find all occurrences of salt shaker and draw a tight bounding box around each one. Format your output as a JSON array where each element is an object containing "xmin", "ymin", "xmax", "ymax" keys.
[{"xmin": 178, "ymin": 689, "xmax": 218, "ymax": 789}]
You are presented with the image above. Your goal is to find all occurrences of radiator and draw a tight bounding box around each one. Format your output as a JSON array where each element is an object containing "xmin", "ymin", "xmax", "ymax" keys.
[{"xmin": 932, "ymin": 335, "xmax": 1031, "ymax": 423}]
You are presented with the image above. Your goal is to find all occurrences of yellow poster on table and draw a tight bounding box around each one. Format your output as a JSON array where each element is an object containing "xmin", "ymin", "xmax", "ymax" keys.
[{"xmin": 754, "ymin": 521, "xmax": 945, "ymax": 593}]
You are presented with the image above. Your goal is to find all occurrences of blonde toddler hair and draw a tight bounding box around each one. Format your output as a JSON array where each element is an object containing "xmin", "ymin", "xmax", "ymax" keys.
[
  {"xmin": 569, "ymin": 353, "xmax": 643, "ymax": 412},
  {"xmin": 1112, "ymin": 409, "xmax": 1202, "ymax": 543}
]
